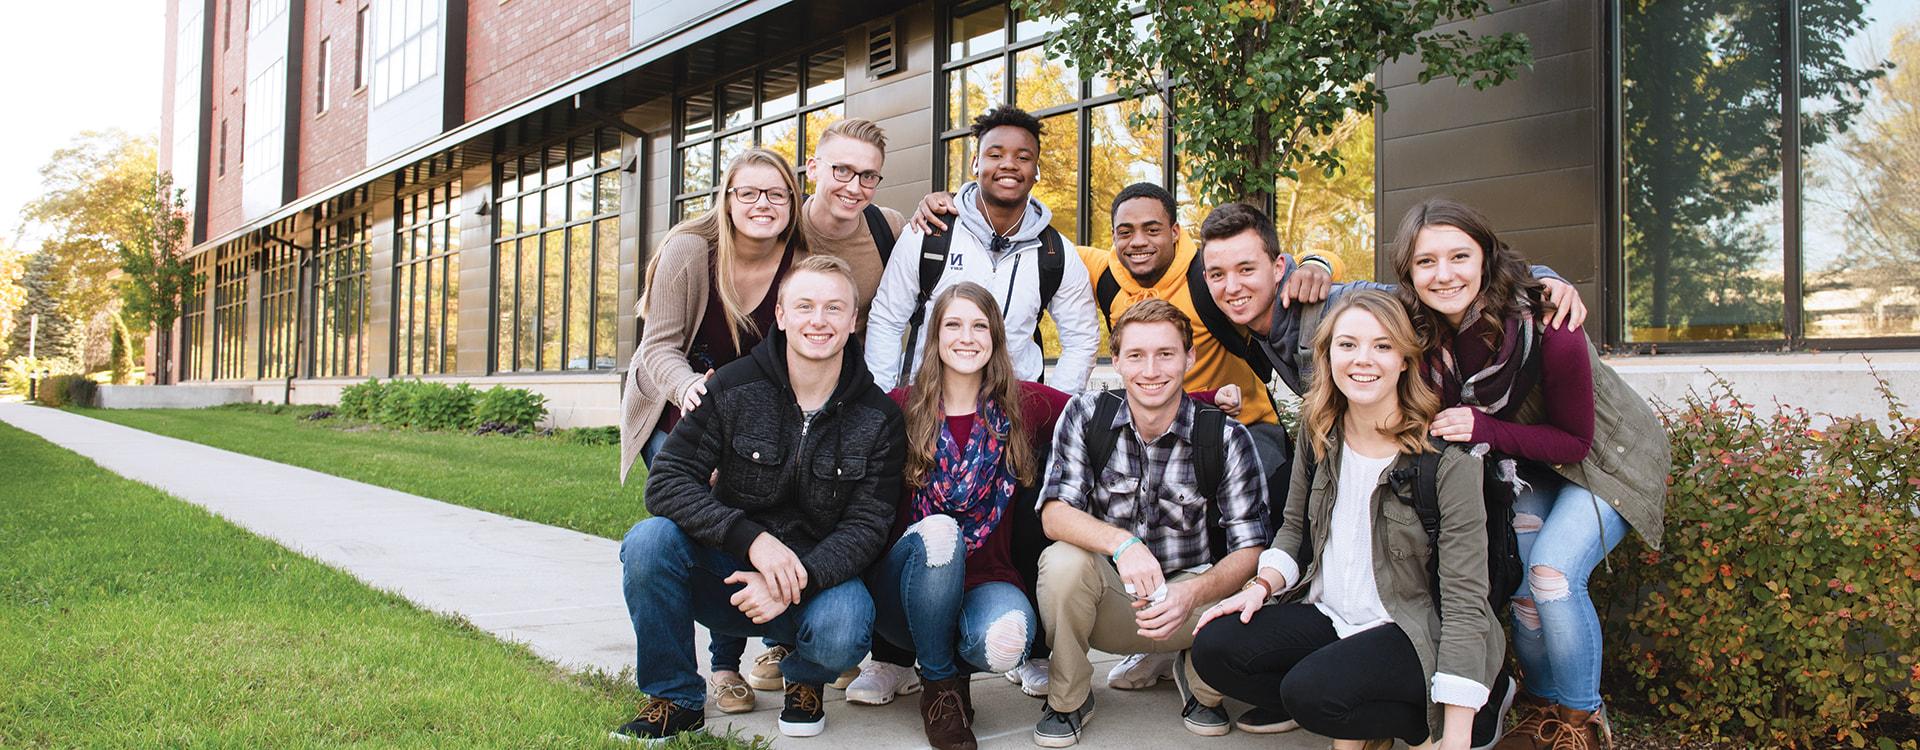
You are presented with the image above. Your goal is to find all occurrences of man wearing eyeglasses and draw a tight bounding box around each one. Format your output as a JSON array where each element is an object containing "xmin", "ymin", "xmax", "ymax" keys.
[
  {"xmin": 864, "ymin": 104, "xmax": 1100, "ymax": 393},
  {"xmin": 800, "ymin": 118, "xmax": 907, "ymax": 325}
]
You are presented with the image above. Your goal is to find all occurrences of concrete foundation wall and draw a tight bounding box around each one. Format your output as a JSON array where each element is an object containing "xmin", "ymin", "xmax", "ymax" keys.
[{"xmin": 97, "ymin": 385, "xmax": 257, "ymax": 410}]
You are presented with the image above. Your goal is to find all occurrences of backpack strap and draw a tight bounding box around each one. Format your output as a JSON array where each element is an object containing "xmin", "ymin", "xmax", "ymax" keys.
[
  {"xmin": 1029, "ymin": 226, "xmax": 1068, "ymax": 361},
  {"xmin": 1094, "ymin": 268, "xmax": 1121, "ymax": 328},
  {"xmin": 1190, "ymin": 403, "xmax": 1231, "ymax": 560},
  {"xmin": 1082, "ymin": 390, "xmax": 1126, "ymax": 484},
  {"xmin": 1392, "ymin": 438, "xmax": 1451, "ymax": 609},
  {"xmin": 864, "ymin": 204, "xmax": 896, "ymax": 265},
  {"xmin": 900, "ymin": 212, "xmax": 958, "ymax": 385}
]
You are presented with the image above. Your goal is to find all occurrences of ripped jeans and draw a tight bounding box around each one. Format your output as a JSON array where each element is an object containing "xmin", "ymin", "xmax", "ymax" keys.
[
  {"xmin": 869, "ymin": 515, "xmax": 1036, "ymax": 681},
  {"xmin": 1508, "ymin": 471, "xmax": 1630, "ymax": 712}
]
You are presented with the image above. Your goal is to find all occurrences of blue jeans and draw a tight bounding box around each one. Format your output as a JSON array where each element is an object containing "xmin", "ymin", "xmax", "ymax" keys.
[
  {"xmin": 869, "ymin": 516, "xmax": 1035, "ymax": 681},
  {"xmin": 639, "ymin": 429, "xmax": 751, "ymax": 672},
  {"xmin": 1508, "ymin": 472, "xmax": 1630, "ymax": 712},
  {"xmin": 620, "ymin": 517, "xmax": 875, "ymax": 710}
]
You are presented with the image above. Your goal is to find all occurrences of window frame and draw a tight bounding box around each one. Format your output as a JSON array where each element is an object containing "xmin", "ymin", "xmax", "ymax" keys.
[
  {"xmin": 391, "ymin": 158, "xmax": 462, "ymax": 376},
  {"xmin": 489, "ymin": 128, "xmax": 624, "ymax": 374}
]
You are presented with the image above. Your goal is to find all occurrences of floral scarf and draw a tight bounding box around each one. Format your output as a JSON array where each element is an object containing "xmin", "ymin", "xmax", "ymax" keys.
[{"xmin": 910, "ymin": 398, "xmax": 1017, "ymax": 553}]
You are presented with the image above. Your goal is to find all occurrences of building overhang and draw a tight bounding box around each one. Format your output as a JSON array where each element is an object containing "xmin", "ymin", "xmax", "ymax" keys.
[{"xmin": 190, "ymin": 0, "xmax": 914, "ymax": 257}]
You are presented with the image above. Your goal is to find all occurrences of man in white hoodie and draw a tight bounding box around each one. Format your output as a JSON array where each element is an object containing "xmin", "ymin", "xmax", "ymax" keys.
[{"xmin": 864, "ymin": 105, "xmax": 1100, "ymax": 393}]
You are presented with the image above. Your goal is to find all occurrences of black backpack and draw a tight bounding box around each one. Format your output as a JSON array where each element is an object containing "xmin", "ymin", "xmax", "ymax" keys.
[
  {"xmin": 899, "ymin": 212, "xmax": 1066, "ymax": 385},
  {"xmin": 1081, "ymin": 390, "xmax": 1244, "ymax": 561}
]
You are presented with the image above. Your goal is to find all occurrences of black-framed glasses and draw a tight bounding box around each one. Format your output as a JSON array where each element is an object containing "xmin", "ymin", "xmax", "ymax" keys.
[
  {"xmin": 726, "ymin": 186, "xmax": 793, "ymax": 205},
  {"xmin": 827, "ymin": 163, "xmax": 884, "ymax": 188}
]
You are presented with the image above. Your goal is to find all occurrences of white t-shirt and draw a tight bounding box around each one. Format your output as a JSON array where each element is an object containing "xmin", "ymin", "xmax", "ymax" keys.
[{"xmin": 1306, "ymin": 442, "xmax": 1397, "ymax": 638}]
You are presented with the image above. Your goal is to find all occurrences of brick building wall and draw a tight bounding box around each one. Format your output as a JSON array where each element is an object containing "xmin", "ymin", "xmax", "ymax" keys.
[
  {"xmin": 464, "ymin": 0, "xmax": 628, "ymax": 122},
  {"xmin": 297, "ymin": 0, "xmax": 370, "ymax": 196},
  {"xmin": 204, "ymin": 0, "xmax": 249, "ymax": 240}
]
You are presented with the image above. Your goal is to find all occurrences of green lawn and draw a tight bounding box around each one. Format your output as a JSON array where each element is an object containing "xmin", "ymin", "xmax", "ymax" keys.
[
  {"xmin": 76, "ymin": 405, "xmax": 642, "ymax": 540},
  {"xmin": 0, "ymin": 419, "xmax": 646, "ymax": 748}
]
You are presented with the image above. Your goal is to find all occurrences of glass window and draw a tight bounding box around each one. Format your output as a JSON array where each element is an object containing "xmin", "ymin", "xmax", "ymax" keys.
[
  {"xmin": 212, "ymin": 242, "xmax": 252, "ymax": 380},
  {"xmin": 393, "ymin": 177, "xmax": 461, "ymax": 375},
  {"xmin": 1621, "ymin": 2, "xmax": 1786, "ymax": 342},
  {"xmin": 313, "ymin": 196, "xmax": 373, "ymax": 378},
  {"xmin": 182, "ymin": 253, "xmax": 211, "ymax": 380},
  {"xmin": 370, "ymin": 0, "xmax": 439, "ymax": 106},
  {"xmin": 259, "ymin": 233, "xmax": 300, "ymax": 379},
  {"xmin": 1088, "ymin": 98, "xmax": 1165, "ymax": 251},
  {"xmin": 1274, "ymin": 108, "xmax": 1376, "ymax": 283},
  {"xmin": 1015, "ymin": 46, "xmax": 1077, "ymax": 113},
  {"xmin": 948, "ymin": 58, "xmax": 1007, "ymax": 131},
  {"xmin": 950, "ymin": 6, "xmax": 1006, "ymax": 60},
  {"xmin": 492, "ymin": 128, "xmax": 622, "ymax": 372},
  {"xmin": 1799, "ymin": 0, "xmax": 1920, "ymax": 339},
  {"xmin": 1034, "ymin": 111, "xmax": 1080, "ymax": 241},
  {"xmin": 671, "ymin": 44, "xmax": 851, "ymax": 222}
]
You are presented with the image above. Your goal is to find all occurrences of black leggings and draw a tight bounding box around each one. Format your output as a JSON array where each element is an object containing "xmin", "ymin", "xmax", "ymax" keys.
[{"xmin": 1190, "ymin": 603, "xmax": 1430, "ymax": 744}]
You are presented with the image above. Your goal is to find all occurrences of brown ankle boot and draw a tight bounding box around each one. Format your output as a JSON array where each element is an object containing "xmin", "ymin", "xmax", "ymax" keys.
[
  {"xmin": 1490, "ymin": 692, "xmax": 1558, "ymax": 750},
  {"xmin": 919, "ymin": 675, "xmax": 977, "ymax": 750},
  {"xmin": 1526, "ymin": 705, "xmax": 1611, "ymax": 750}
]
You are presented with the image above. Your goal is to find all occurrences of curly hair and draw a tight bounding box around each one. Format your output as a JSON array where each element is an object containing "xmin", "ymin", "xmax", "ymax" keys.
[{"xmin": 970, "ymin": 104, "xmax": 1044, "ymax": 142}]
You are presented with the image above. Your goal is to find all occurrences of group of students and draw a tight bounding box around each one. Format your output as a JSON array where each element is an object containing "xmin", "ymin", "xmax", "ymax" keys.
[{"xmin": 612, "ymin": 104, "xmax": 1671, "ymax": 750}]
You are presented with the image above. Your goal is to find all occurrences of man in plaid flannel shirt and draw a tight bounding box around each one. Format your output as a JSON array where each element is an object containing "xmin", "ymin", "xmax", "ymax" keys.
[{"xmin": 1028, "ymin": 299, "xmax": 1269, "ymax": 748}]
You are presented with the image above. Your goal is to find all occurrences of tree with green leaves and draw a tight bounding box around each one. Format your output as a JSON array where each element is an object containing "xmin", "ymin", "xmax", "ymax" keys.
[
  {"xmin": 117, "ymin": 171, "xmax": 193, "ymax": 385},
  {"xmin": 1008, "ymin": 0, "xmax": 1531, "ymax": 209},
  {"xmin": 9, "ymin": 251, "xmax": 79, "ymax": 365},
  {"xmin": 0, "ymin": 241, "xmax": 25, "ymax": 358},
  {"xmin": 20, "ymin": 129, "xmax": 158, "ymax": 366}
]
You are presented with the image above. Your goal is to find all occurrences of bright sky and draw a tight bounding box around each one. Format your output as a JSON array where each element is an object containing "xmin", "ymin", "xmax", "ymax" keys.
[{"xmin": 0, "ymin": 1, "xmax": 163, "ymax": 250}]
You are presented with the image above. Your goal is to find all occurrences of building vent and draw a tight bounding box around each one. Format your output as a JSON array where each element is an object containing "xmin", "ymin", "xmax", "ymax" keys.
[{"xmin": 868, "ymin": 17, "xmax": 902, "ymax": 78}]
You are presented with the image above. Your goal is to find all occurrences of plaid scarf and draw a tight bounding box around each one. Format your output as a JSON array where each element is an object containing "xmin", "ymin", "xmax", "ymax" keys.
[
  {"xmin": 909, "ymin": 398, "xmax": 1016, "ymax": 553},
  {"xmin": 1425, "ymin": 301, "xmax": 1540, "ymax": 420}
]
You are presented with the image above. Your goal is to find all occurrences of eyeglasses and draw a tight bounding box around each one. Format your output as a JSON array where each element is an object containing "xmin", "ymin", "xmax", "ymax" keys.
[
  {"xmin": 726, "ymin": 186, "xmax": 793, "ymax": 205},
  {"xmin": 827, "ymin": 163, "xmax": 885, "ymax": 188}
]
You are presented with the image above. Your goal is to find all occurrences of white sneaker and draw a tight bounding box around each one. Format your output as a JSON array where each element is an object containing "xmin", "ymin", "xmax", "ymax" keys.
[
  {"xmin": 1107, "ymin": 652, "xmax": 1176, "ymax": 690},
  {"xmin": 843, "ymin": 661, "xmax": 921, "ymax": 706},
  {"xmin": 1004, "ymin": 657, "xmax": 1050, "ymax": 697}
]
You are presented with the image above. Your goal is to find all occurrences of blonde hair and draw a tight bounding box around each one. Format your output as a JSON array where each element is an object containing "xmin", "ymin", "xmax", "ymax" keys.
[
  {"xmin": 778, "ymin": 254, "xmax": 858, "ymax": 303},
  {"xmin": 1301, "ymin": 290, "xmax": 1441, "ymax": 462},
  {"xmin": 902, "ymin": 282, "xmax": 1036, "ymax": 489},
  {"xmin": 1110, "ymin": 298, "xmax": 1193, "ymax": 351},
  {"xmin": 644, "ymin": 148, "xmax": 806, "ymax": 351},
  {"xmin": 818, "ymin": 118, "xmax": 889, "ymax": 151}
]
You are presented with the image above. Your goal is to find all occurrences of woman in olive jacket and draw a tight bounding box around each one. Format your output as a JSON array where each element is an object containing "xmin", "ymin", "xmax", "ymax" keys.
[
  {"xmin": 1191, "ymin": 290, "xmax": 1501, "ymax": 750},
  {"xmin": 1390, "ymin": 199, "xmax": 1668, "ymax": 750}
]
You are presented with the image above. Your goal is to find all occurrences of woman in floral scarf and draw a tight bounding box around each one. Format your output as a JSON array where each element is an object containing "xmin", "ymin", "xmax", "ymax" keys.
[{"xmin": 854, "ymin": 281, "xmax": 1070, "ymax": 750}]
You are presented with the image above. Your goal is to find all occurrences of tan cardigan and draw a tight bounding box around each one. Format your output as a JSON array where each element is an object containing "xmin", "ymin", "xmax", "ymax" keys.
[{"xmin": 619, "ymin": 232, "xmax": 719, "ymax": 483}]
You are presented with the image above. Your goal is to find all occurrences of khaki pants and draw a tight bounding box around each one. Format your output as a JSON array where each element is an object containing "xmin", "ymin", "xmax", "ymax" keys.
[{"xmin": 1035, "ymin": 541, "xmax": 1225, "ymax": 711}]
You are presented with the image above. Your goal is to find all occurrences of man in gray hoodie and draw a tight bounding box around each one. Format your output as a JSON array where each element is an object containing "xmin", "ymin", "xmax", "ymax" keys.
[{"xmin": 863, "ymin": 105, "xmax": 1100, "ymax": 393}]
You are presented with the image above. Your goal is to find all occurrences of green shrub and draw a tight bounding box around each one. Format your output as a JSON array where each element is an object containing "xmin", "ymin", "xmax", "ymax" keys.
[
  {"xmin": 372, "ymin": 380, "xmax": 478, "ymax": 431},
  {"xmin": 337, "ymin": 379, "xmax": 385, "ymax": 419},
  {"xmin": 472, "ymin": 386, "xmax": 546, "ymax": 433},
  {"xmin": 554, "ymin": 426, "xmax": 618, "ymax": 445},
  {"xmin": 1596, "ymin": 375, "xmax": 1920, "ymax": 748},
  {"xmin": 3, "ymin": 356, "xmax": 80, "ymax": 396},
  {"xmin": 37, "ymin": 374, "xmax": 98, "ymax": 407}
]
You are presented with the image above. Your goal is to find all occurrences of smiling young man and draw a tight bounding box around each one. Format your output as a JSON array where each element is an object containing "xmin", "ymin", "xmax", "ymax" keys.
[
  {"xmin": 800, "ymin": 118, "xmax": 907, "ymax": 321},
  {"xmin": 1029, "ymin": 300, "xmax": 1268, "ymax": 747},
  {"xmin": 864, "ymin": 105, "xmax": 1100, "ymax": 393},
  {"xmin": 616, "ymin": 254, "xmax": 907, "ymax": 744}
]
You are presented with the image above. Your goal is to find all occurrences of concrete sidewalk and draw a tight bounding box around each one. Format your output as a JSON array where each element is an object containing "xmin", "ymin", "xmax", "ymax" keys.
[{"xmin": 0, "ymin": 403, "xmax": 1331, "ymax": 748}]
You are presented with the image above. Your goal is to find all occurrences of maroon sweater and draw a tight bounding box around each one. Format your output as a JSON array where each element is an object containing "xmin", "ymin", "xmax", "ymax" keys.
[
  {"xmin": 886, "ymin": 382, "xmax": 1071, "ymax": 592},
  {"xmin": 1436, "ymin": 320, "xmax": 1595, "ymax": 466}
]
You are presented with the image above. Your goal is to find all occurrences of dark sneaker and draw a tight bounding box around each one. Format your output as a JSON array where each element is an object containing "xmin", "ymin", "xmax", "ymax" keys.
[
  {"xmin": 611, "ymin": 697, "xmax": 706, "ymax": 745},
  {"xmin": 1471, "ymin": 672, "xmax": 1517, "ymax": 749},
  {"xmin": 1235, "ymin": 705, "xmax": 1300, "ymax": 734},
  {"xmin": 1171, "ymin": 651, "xmax": 1230, "ymax": 736},
  {"xmin": 918, "ymin": 675, "xmax": 977, "ymax": 750},
  {"xmin": 1181, "ymin": 697, "xmax": 1231, "ymax": 736},
  {"xmin": 1032, "ymin": 693, "xmax": 1094, "ymax": 748},
  {"xmin": 779, "ymin": 681, "xmax": 827, "ymax": 737}
]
